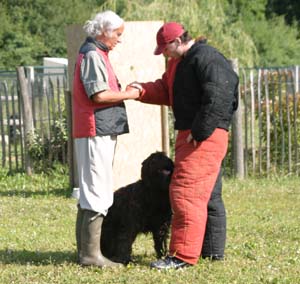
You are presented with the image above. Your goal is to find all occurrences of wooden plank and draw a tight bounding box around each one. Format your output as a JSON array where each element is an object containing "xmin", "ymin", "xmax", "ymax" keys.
[
  {"xmin": 295, "ymin": 65, "xmax": 299, "ymax": 93},
  {"xmin": 285, "ymin": 70, "xmax": 292, "ymax": 173},
  {"xmin": 291, "ymin": 67, "xmax": 299, "ymax": 175},
  {"xmin": 231, "ymin": 58, "xmax": 244, "ymax": 179},
  {"xmin": 242, "ymin": 69, "xmax": 248, "ymax": 177},
  {"xmin": 278, "ymin": 71, "xmax": 285, "ymax": 169},
  {"xmin": 0, "ymin": 83, "xmax": 6, "ymax": 167},
  {"xmin": 3, "ymin": 82, "xmax": 12, "ymax": 170},
  {"xmin": 65, "ymin": 89, "xmax": 76, "ymax": 190},
  {"xmin": 250, "ymin": 70, "xmax": 256, "ymax": 173},
  {"xmin": 270, "ymin": 71, "xmax": 278, "ymax": 172},
  {"xmin": 264, "ymin": 71, "xmax": 271, "ymax": 176},
  {"xmin": 257, "ymin": 69, "xmax": 263, "ymax": 174},
  {"xmin": 16, "ymin": 66, "xmax": 33, "ymax": 175}
]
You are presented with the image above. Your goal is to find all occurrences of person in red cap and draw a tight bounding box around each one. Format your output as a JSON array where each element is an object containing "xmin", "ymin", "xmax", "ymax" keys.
[{"xmin": 130, "ymin": 22, "xmax": 239, "ymax": 269}]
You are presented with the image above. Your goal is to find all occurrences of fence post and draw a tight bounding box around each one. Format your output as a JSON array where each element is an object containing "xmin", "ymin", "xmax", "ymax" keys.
[
  {"xmin": 16, "ymin": 66, "xmax": 33, "ymax": 175},
  {"xmin": 295, "ymin": 65, "xmax": 299, "ymax": 93},
  {"xmin": 65, "ymin": 89, "xmax": 78, "ymax": 190},
  {"xmin": 161, "ymin": 106, "xmax": 170, "ymax": 156},
  {"xmin": 230, "ymin": 59, "xmax": 244, "ymax": 179}
]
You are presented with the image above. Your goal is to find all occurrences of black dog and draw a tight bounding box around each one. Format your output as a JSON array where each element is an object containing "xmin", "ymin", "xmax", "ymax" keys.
[{"xmin": 101, "ymin": 152, "xmax": 174, "ymax": 264}]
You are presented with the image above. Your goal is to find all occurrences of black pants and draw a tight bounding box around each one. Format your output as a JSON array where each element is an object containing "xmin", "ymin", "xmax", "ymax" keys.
[{"xmin": 201, "ymin": 169, "xmax": 226, "ymax": 259}]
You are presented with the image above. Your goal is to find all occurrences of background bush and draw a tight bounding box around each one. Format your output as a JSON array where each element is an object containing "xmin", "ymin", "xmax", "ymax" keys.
[{"xmin": 0, "ymin": 0, "xmax": 300, "ymax": 70}]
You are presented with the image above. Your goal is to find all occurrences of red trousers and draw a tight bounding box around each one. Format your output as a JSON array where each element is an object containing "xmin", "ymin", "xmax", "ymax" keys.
[{"xmin": 169, "ymin": 128, "xmax": 229, "ymax": 264}]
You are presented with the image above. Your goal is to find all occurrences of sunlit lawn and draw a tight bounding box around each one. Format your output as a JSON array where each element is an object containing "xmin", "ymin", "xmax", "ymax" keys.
[{"xmin": 0, "ymin": 168, "xmax": 299, "ymax": 284}]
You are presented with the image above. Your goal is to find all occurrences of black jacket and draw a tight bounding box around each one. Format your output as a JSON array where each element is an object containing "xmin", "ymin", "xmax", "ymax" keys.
[{"xmin": 173, "ymin": 41, "xmax": 239, "ymax": 141}]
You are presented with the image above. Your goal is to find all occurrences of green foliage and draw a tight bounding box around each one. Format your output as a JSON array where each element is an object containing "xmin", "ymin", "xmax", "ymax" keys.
[
  {"xmin": 266, "ymin": 0, "xmax": 300, "ymax": 27},
  {"xmin": 26, "ymin": 116, "xmax": 68, "ymax": 172},
  {"xmin": 243, "ymin": 17, "xmax": 300, "ymax": 66},
  {"xmin": 51, "ymin": 118, "xmax": 69, "ymax": 153},
  {"xmin": 26, "ymin": 131, "xmax": 45, "ymax": 162},
  {"xmin": 113, "ymin": 0, "xmax": 258, "ymax": 66},
  {"xmin": 0, "ymin": 0, "xmax": 102, "ymax": 69},
  {"xmin": 0, "ymin": 174, "xmax": 299, "ymax": 283},
  {"xmin": 1, "ymin": 0, "xmax": 300, "ymax": 69},
  {"xmin": 225, "ymin": 0, "xmax": 268, "ymax": 20},
  {"xmin": 224, "ymin": 0, "xmax": 300, "ymax": 66}
]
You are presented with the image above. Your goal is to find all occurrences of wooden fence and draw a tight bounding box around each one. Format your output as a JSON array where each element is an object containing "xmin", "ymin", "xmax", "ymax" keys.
[
  {"xmin": 235, "ymin": 66, "xmax": 299, "ymax": 177},
  {"xmin": 0, "ymin": 70, "xmax": 23, "ymax": 172},
  {"xmin": 0, "ymin": 65, "xmax": 299, "ymax": 177},
  {"xmin": 0, "ymin": 66, "xmax": 68, "ymax": 174}
]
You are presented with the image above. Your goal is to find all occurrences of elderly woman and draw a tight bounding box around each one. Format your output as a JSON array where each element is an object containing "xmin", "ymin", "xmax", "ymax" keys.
[{"xmin": 73, "ymin": 10, "xmax": 140, "ymax": 268}]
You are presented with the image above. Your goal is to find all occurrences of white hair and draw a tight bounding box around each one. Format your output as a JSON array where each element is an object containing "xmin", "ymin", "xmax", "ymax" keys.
[{"xmin": 83, "ymin": 10, "xmax": 124, "ymax": 38}]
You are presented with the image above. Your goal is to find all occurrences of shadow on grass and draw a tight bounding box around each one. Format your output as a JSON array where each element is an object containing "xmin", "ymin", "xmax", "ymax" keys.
[
  {"xmin": 0, "ymin": 188, "xmax": 72, "ymax": 198},
  {"xmin": 0, "ymin": 249, "xmax": 154, "ymax": 268},
  {"xmin": 0, "ymin": 249, "xmax": 77, "ymax": 265}
]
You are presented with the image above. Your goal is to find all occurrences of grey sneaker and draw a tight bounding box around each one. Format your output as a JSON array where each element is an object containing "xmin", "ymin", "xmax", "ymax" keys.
[{"xmin": 150, "ymin": 256, "xmax": 190, "ymax": 270}]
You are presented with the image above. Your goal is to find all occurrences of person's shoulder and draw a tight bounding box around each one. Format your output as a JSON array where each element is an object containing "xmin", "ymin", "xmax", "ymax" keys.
[
  {"xmin": 188, "ymin": 41, "xmax": 212, "ymax": 62},
  {"xmin": 194, "ymin": 42, "xmax": 228, "ymax": 61},
  {"xmin": 85, "ymin": 50, "xmax": 99, "ymax": 59},
  {"xmin": 194, "ymin": 41, "xmax": 214, "ymax": 53},
  {"xmin": 79, "ymin": 41, "xmax": 97, "ymax": 55},
  {"xmin": 81, "ymin": 47, "xmax": 104, "ymax": 63}
]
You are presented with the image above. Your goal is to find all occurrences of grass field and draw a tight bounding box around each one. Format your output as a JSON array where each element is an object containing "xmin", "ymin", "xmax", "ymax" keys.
[{"xmin": 0, "ymin": 168, "xmax": 299, "ymax": 284}]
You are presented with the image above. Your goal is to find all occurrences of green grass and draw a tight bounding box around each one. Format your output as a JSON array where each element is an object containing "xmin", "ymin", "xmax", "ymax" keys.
[{"xmin": 0, "ymin": 168, "xmax": 299, "ymax": 284}]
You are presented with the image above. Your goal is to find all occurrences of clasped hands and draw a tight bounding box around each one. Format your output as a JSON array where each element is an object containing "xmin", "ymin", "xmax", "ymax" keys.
[{"xmin": 125, "ymin": 81, "xmax": 143, "ymax": 99}]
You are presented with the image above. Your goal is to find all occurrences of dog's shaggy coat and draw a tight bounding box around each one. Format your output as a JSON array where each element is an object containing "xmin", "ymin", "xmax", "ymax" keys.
[{"xmin": 101, "ymin": 152, "xmax": 174, "ymax": 264}]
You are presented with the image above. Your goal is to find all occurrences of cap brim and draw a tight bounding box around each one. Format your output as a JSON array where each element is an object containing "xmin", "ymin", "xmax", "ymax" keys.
[{"xmin": 154, "ymin": 44, "xmax": 165, "ymax": 55}]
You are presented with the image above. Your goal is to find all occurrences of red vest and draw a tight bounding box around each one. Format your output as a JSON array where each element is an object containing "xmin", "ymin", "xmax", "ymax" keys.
[{"xmin": 72, "ymin": 48, "xmax": 120, "ymax": 138}]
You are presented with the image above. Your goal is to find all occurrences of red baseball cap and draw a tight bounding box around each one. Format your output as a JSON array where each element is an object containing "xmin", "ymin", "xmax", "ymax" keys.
[{"xmin": 154, "ymin": 22, "xmax": 185, "ymax": 55}]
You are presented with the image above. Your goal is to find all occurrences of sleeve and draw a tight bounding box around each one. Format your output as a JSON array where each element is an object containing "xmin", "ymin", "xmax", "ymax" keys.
[
  {"xmin": 138, "ymin": 71, "xmax": 171, "ymax": 106},
  {"xmin": 80, "ymin": 51, "xmax": 109, "ymax": 98},
  {"xmin": 191, "ymin": 52, "xmax": 239, "ymax": 141}
]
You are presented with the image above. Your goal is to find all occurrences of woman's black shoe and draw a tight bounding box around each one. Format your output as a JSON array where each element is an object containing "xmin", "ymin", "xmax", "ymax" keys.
[{"xmin": 150, "ymin": 256, "xmax": 190, "ymax": 270}]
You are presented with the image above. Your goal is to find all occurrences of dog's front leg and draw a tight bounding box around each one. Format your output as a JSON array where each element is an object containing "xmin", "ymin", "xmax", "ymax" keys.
[
  {"xmin": 112, "ymin": 231, "xmax": 136, "ymax": 264},
  {"xmin": 152, "ymin": 222, "xmax": 170, "ymax": 258}
]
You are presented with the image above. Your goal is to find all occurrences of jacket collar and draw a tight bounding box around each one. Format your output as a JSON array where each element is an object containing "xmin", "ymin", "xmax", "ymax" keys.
[{"xmin": 86, "ymin": 37, "xmax": 109, "ymax": 52}]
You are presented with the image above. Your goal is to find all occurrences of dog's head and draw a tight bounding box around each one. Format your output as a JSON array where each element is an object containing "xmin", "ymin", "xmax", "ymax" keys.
[{"xmin": 141, "ymin": 152, "xmax": 174, "ymax": 191}]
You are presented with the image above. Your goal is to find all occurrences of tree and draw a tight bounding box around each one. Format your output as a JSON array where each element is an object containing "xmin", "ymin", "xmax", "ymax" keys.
[
  {"xmin": 223, "ymin": 0, "xmax": 300, "ymax": 66},
  {"xmin": 0, "ymin": 0, "xmax": 300, "ymax": 69},
  {"xmin": 266, "ymin": 0, "xmax": 300, "ymax": 27},
  {"xmin": 117, "ymin": 0, "xmax": 258, "ymax": 66},
  {"xmin": 0, "ymin": 0, "xmax": 102, "ymax": 69}
]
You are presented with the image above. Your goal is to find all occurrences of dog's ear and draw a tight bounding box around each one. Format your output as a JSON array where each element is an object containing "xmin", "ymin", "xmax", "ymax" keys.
[{"xmin": 141, "ymin": 153, "xmax": 156, "ymax": 180}]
